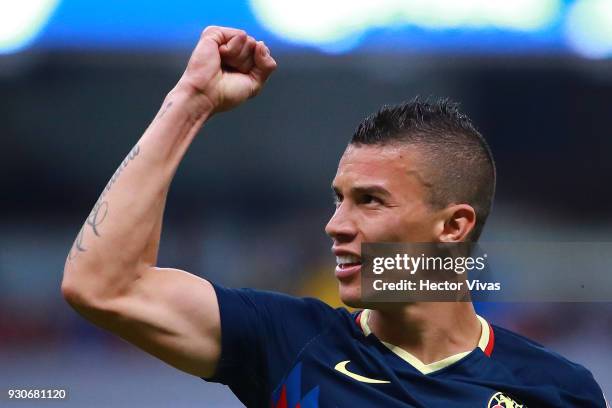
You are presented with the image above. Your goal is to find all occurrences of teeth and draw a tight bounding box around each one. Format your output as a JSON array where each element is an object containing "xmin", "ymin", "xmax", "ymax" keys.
[{"xmin": 336, "ymin": 254, "xmax": 361, "ymax": 265}]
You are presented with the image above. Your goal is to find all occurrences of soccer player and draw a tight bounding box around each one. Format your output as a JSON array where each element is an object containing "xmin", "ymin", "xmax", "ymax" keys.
[{"xmin": 61, "ymin": 26, "xmax": 607, "ymax": 407}]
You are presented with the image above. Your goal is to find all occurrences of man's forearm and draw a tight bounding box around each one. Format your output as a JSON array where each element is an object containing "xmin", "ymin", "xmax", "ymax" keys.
[{"xmin": 63, "ymin": 85, "xmax": 211, "ymax": 298}]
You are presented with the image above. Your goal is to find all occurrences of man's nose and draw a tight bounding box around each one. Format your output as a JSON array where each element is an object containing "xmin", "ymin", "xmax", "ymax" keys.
[{"xmin": 325, "ymin": 204, "xmax": 357, "ymax": 243}]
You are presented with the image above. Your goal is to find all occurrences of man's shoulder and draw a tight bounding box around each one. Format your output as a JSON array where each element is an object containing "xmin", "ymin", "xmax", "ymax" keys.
[
  {"xmin": 247, "ymin": 290, "xmax": 363, "ymax": 339},
  {"xmin": 284, "ymin": 294, "xmax": 358, "ymax": 331},
  {"xmin": 491, "ymin": 324, "xmax": 604, "ymax": 401},
  {"xmin": 211, "ymin": 283, "xmax": 354, "ymax": 331},
  {"xmin": 492, "ymin": 324, "xmax": 581, "ymax": 369}
]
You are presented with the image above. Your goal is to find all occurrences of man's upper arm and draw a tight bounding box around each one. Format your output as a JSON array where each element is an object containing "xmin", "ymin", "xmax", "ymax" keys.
[
  {"xmin": 207, "ymin": 286, "xmax": 337, "ymax": 396},
  {"xmin": 96, "ymin": 267, "xmax": 221, "ymax": 378}
]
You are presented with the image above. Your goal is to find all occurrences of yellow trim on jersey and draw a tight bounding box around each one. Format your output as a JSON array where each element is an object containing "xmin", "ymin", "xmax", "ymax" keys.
[
  {"xmin": 359, "ymin": 308, "xmax": 372, "ymax": 336},
  {"xmin": 360, "ymin": 309, "xmax": 490, "ymax": 375}
]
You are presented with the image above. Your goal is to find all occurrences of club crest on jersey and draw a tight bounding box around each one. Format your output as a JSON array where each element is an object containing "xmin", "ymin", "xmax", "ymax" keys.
[{"xmin": 487, "ymin": 392, "xmax": 525, "ymax": 408}]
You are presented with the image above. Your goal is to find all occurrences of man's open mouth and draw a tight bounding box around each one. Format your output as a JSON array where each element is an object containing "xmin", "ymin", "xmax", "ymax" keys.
[{"xmin": 336, "ymin": 254, "xmax": 362, "ymax": 270}]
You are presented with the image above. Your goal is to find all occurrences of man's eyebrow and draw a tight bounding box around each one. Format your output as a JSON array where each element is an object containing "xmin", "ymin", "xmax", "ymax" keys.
[
  {"xmin": 352, "ymin": 185, "xmax": 391, "ymax": 197},
  {"xmin": 332, "ymin": 184, "xmax": 391, "ymax": 197}
]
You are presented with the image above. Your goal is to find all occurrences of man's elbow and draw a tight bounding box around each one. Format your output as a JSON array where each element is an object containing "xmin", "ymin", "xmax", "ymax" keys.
[
  {"xmin": 61, "ymin": 271, "xmax": 122, "ymax": 330},
  {"xmin": 61, "ymin": 271, "xmax": 96, "ymax": 315},
  {"xmin": 61, "ymin": 261, "xmax": 109, "ymax": 313},
  {"xmin": 61, "ymin": 275, "xmax": 86, "ymax": 308},
  {"xmin": 61, "ymin": 259, "xmax": 144, "ymax": 316}
]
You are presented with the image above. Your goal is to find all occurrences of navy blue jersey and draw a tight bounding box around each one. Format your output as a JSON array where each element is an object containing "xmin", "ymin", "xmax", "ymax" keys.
[{"xmin": 204, "ymin": 283, "xmax": 607, "ymax": 408}]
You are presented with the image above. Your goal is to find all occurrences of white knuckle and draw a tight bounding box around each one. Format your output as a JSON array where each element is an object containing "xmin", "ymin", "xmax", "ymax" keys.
[{"xmin": 202, "ymin": 25, "xmax": 218, "ymax": 36}]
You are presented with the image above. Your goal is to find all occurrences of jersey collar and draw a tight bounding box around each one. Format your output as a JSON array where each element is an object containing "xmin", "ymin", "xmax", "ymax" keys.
[{"xmin": 356, "ymin": 309, "xmax": 495, "ymax": 375}]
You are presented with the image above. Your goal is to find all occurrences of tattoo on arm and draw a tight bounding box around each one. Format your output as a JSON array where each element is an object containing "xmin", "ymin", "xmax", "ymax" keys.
[
  {"xmin": 68, "ymin": 226, "xmax": 86, "ymax": 260},
  {"xmin": 156, "ymin": 101, "xmax": 173, "ymax": 120},
  {"xmin": 69, "ymin": 144, "xmax": 141, "ymax": 260}
]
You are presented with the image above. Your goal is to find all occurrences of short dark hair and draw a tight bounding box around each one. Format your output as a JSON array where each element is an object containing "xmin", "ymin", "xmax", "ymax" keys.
[{"xmin": 350, "ymin": 97, "xmax": 496, "ymax": 241}]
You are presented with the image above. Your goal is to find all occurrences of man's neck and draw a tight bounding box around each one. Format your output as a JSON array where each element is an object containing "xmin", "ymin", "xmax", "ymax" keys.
[{"xmin": 367, "ymin": 302, "xmax": 481, "ymax": 365}]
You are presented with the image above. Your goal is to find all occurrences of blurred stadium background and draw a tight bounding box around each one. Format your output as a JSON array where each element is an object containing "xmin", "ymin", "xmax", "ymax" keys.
[{"xmin": 1, "ymin": 1, "xmax": 612, "ymax": 406}]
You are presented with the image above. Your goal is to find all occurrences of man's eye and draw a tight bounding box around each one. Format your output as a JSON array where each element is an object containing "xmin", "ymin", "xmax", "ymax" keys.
[{"xmin": 361, "ymin": 195, "xmax": 382, "ymax": 205}]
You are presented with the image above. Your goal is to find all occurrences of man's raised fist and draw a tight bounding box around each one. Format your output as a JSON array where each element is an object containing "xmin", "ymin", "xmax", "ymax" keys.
[{"xmin": 177, "ymin": 26, "xmax": 277, "ymax": 115}]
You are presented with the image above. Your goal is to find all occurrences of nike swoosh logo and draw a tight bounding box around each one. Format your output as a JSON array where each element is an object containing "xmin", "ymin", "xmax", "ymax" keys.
[{"xmin": 334, "ymin": 360, "xmax": 390, "ymax": 384}]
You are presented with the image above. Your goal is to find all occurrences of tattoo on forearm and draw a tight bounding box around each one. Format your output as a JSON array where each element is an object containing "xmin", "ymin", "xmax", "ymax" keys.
[
  {"xmin": 68, "ymin": 226, "xmax": 86, "ymax": 260},
  {"xmin": 157, "ymin": 101, "xmax": 173, "ymax": 119},
  {"xmin": 69, "ymin": 144, "xmax": 141, "ymax": 260},
  {"xmin": 101, "ymin": 144, "xmax": 140, "ymax": 199},
  {"xmin": 86, "ymin": 201, "xmax": 109, "ymax": 237}
]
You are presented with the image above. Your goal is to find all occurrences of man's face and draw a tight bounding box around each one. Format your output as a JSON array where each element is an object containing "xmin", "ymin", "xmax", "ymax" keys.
[{"xmin": 325, "ymin": 144, "xmax": 440, "ymax": 307}]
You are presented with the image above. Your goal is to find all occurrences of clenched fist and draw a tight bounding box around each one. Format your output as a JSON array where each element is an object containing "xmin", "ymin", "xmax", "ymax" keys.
[{"xmin": 177, "ymin": 26, "xmax": 277, "ymax": 115}]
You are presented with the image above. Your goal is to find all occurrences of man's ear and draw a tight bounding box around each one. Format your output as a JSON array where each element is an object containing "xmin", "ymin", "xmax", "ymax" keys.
[{"xmin": 437, "ymin": 204, "xmax": 476, "ymax": 242}]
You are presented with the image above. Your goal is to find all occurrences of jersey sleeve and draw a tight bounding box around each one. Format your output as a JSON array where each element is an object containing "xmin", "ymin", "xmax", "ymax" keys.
[
  {"xmin": 203, "ymin": 282, "xmax": 336, "ymax": 407},
  {"xmin": 554, "ymin": 359, "xmax": 608, "ymax": 407},
  {"xmin": 570, "ymin": 367, "xmax": 609, "ymax": 408}
]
